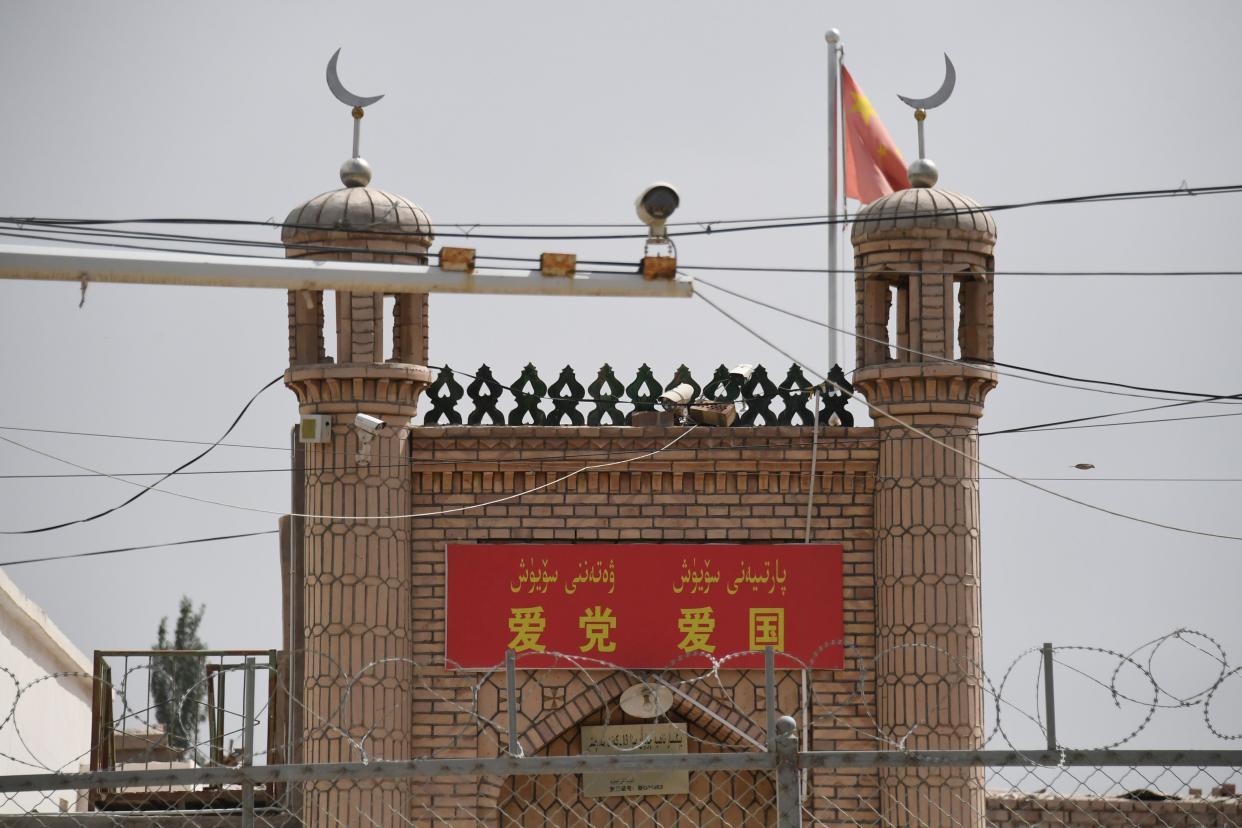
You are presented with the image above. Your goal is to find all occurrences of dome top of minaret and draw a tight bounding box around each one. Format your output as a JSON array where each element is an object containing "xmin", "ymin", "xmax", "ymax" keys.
[
  {"xmin": 281, "ymin": 185, "xmax": 434, "ymax": 251},
  {"xmin": 851, "ymin": 187, "xmax": 995, "ymax": 245},
  {"xmin": 281, "ymin": 49, "xmax": 434, "ymax": 254}
]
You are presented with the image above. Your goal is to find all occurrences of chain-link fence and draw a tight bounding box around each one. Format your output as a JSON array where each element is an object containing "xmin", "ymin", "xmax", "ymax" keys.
[
  {"xmin": 1, "ymin": 743, "xmax": 1239, "ymax": 826},
  {"xmin": 0, "ymin": 630, "xmax": 1238, "ymax": 825}
]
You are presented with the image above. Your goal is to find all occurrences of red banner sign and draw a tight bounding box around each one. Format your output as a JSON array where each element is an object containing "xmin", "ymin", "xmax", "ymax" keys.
[{"xmin": 445, "ymin": 544, "xmax": 843, "ymax": 669}]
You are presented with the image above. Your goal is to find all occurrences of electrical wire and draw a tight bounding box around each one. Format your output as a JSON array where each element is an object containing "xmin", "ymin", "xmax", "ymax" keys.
[
  {"xmin": 696, "ymin": 278, "xmax": 1240, "ymax": 404},
  {"xmin": 692, "ymin": 293, "xmax": 826, "ymax": 382},
  {"xmin": 679, "ymin": 264, "xmax": 1242, "ymax": 277},
  {"xmin": 693, "ymin": 291, "xmax": 1242, "ymax": 542},
  {"xmin": 0, "ymin": 425, "xmax": 700, "ymax": 523},
  {"xmin": 0, "ymin": 425, "xmax": 288, "ymax": 452},
  {"xmin": 2, "ymin": 373, "xmax": 1235, "ymax": 489},
  {"xmin": 0, "ymin": 375, "xmax": 282, "ymax": 535},
  {"xmin": 3, "ymin": 415, "xmax": 1241, "ymax": 479},
  {"xmin": 0, "ymin": 530, "xmax": 278, "ymax": 568},
  {"xmin": 5, "ymin": 182, "xmax": 1242, "ymax": 241},
  {"xmin": 979, "ymin": 394, "xmax": 1242, "ymax": 437},
  {"xmin": 989, "ymin": 409, "xmax": 1242, "ymax": 435},
  {"xmin": 6, "ymin": 219, "xmax": 1242, "ymax": 279}
]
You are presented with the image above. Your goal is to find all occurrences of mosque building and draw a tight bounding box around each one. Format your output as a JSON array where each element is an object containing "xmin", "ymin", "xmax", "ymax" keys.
[{"xmin": 272, "ymin": 101, "xmax": 997, "ymax": 826}]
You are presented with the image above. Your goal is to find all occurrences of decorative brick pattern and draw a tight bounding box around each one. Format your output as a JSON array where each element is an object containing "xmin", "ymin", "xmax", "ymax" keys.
[
  {"xmin": 299, "ymin": 425, "xmax": 413, "ymax": 828},
  {"xmin": 282, "ymin": 182, "xmax": 435, "ymax": 828},
  {"xmin": 405, "ymin": 425, "xmax": 882, "ymax": 823},
  {"xmin": 498, "ymin": 707, "xmax": 777, "ymax": 825},
  {"xmin": 853, "ymin": 186, "xmax": 998, "ymax": 828}
]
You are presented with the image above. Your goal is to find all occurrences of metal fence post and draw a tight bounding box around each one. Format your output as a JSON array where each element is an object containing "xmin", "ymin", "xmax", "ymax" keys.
[
  {"xmin": 765, "ymin": 646, "xmax": 777, "ymax": 750},
  {"xmin": 774, "ymin": 714, "xmax": 802, "ymax": 828},
  {"xmin": 505, "ymin": 649, "xmax": 522, "ymax": 757},
  {"xmin": 1041, "ymin": 642, "xmax": 1058, "ymax": 751},
  {"xmin": 241, "ymin": 657, "xmax": 256, "ymax": 828}
]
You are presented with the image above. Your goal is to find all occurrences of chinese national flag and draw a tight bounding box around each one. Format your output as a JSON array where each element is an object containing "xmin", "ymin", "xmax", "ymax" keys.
[{"xmin": 842, "ymin": 66, "xmax": 910, "ymax": 203}]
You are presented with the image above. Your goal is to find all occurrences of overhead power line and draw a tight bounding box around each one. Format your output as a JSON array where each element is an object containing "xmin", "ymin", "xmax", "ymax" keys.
[
  {"xmin": 5, "ymin": 219, "xmax": 1242, "ymax": 279},
  {"xmin": 5, "ymin": 465, "xmax": 1238, "ymax": 483},
  {"xmin": 695, "ymin": 278, "xmax": 1241, "ymax": 405},
  {"xmin": 4, "ymin": 182, "xmax": 1241, "ymax": 242},
  {"xmin": 3, "ymin": 406, "xmax": 1240, "ymax": 481},
  {"xmin": 0, "ymin": 530, "xmax": 278, "ymax": 568},
  {"xmin": 0, "ymin": 375, "xmax": 282, "ymax": 535},
  {"xmin": 693, "ymin": 289, "xmax": 1242, "ymax": 542},
  {"xmin": 0, "ymin": 425, "xmax": 702, "ymax": 522},
  {"xmin": 0, "ymin": 424, "xmax": 288, "ymax": 452}
]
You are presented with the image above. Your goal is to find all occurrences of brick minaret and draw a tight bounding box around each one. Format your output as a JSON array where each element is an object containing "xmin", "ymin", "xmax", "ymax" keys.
[
  {"xmin": 282, "ymin": 162, "xmax": 433, "ymax": 827},
  {"xmin": 850, "ymin": 186, "xmax": 998, "ymax": 827}
]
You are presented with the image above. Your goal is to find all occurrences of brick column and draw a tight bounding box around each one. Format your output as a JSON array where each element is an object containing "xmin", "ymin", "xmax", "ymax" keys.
[
  {"xmin": 851, "ymin": 187, "xmax": 998, "ymax": 828},
  {"xmin": 285, "ymin": 365, "xmax": 430, "ymax": 828},
  {"xmin": 855, "ymin": 366, "xmax": 995, "ymax": 827},
  {"xmin": 281, "ymin": 181, "xmax": 434, "ymax": 827}
]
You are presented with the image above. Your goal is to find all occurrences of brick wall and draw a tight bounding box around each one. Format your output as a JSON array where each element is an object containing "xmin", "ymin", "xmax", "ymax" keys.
[
  {"xmin": 405, "ymin": 424, "xmax": 882, "ymax": 822},
  {"xmin": 986, "ymin": 792, "xmax": 1242, "ymax": 827}
]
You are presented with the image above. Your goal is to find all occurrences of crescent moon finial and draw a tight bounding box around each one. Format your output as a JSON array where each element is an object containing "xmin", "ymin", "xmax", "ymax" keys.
[
  {"xmin": 897, "ymin": 53, "xmax": 956, "ymax": 188},
  {"xmin": 326, "ymin": 48, "xmax": 385, "ymax": 110},
  {"xmin": 325, "ymin": 49, "xmax": 383, "ymax": 188},
  {"xmin": 897, "ymin": 54, "xmax": 956, "ymax": 111}
]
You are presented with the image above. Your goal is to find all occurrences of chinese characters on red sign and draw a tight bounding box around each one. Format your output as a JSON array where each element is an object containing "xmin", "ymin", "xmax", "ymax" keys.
[{"xmin": 445, "ymin": 544, "xmax": 844, "ymax": 669}]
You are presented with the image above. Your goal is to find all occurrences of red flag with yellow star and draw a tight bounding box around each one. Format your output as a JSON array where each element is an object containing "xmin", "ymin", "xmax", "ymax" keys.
[{"xmin": 842, "ymin": 66, "xmax": 909, "ymax": 203}]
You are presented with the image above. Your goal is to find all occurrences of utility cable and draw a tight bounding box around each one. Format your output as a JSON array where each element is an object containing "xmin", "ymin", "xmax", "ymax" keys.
[
  {"xmin": 0, "ymin": 530, "xmax": 278, "ymax": 568},
  {"xmin": 696, "ymin": 278, "xmax": 1239, "ymax": 404},
  {"xmin": 0, "ymin": 375, "xmax": 282, "ymax": 534},
  {"xmin": 992, "ymin": 409, "xmax": 1242, "ymax": 435},
  {"xmin": 692, "ymin": 293, "xmax": 826, "ymax": 382},
  {"xmin": 5, "ymin": 181, "xmax": 1242, "ymax": 241},
  {"xmin": 2, "ymin": 376, "xmax": 1235, "ymax": 488},
  {"xmin": 6, "ymin": 219, "xmax": 1242, "ymax": 279},
  {"xmin": 0, "ymin": 425, "xmax": 288, "ymax": 452},
  {"xmin": 0, "ymin": 425, "xmax": 700, "ymax": 523},
  {"xmin": 695, "ymin": 291, "xmax": 1242, "ymax": 542},
  {"xmin": 979, "ymin": 394, "xmax": 1242, "ymax": 437}
]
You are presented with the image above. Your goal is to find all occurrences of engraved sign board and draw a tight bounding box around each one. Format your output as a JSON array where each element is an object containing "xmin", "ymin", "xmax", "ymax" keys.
[
  {"xmin": 581, "ymin": 723, "xmax": 689, "ymax": 797},
  {"xmin": 446, "ymin": 543, "xmax": 845, "ymax": 669}
]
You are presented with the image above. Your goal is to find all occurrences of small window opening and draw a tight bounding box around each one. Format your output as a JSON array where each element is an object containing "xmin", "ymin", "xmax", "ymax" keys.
[
  {"xmin": 952, "ymin": 278, "xmax": 963, "ymax": 361},
  {"xmin": 383, "ymin": 294, "xmax": 397, "ymax": 362}
]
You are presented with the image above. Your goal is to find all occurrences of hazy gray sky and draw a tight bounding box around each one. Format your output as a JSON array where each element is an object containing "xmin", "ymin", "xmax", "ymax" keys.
[{"xmin": 0, "ymin": 1, "xmax": 1238, "ymax": 751}]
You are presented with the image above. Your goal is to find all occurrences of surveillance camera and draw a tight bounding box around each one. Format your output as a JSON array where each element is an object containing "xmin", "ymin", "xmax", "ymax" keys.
[
  {"xmin": 729, "ymin": 364, "xmax": 755, "ymax": 383},
  {"xmin": 659, "ymin": 383, "xmax": 696, "ymax": 410},
  {"xmin": 354, "ymin": 413, "xmax": 386, "ymax": 435},
  {"xmin": 635, "ymin": 183, "xmax": 680, "ymax": 235}
]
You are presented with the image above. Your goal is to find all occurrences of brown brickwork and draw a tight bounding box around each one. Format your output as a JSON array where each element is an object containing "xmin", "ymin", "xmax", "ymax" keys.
[
  {"xmin": 405, "ymin": 425, "xmax": 882, "ymax": 823},
  {"xmin": 277, "ymin": 172, "xmax": 1010, "ymax": 826},
  {"xmin": 283, "ymin": 181, "xmax": 434, "ymax": 828},
  {"xmin": 852, "ymin": 187, "xmax": 998, "ymax": 828},
  {"xmin": 283, "ymin": 186, "xmax": 433, "ymax": 371},
  {"xmin": 986, "ymin": 793, "xmax": 1242, "ymax": 827}
]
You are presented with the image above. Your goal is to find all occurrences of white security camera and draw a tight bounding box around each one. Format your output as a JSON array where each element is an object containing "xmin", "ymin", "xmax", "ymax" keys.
[
  {"xmin": 659, "ymin": 383, "xmax": 696, "ymax": 410},
  {"xmin": 354, "ymin": 413, "xmax": 386, "ymax": 435},
  {"xmin": 635, "ymin": 183, "xmax": 680, "ymax": 238},
  {"xmin": 729, "ymin": 363, "xmax": 755, "ymax": 383}
]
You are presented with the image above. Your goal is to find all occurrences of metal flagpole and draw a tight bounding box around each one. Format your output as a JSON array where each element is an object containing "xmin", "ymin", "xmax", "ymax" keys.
[{"xmin": 825, "ymin": 29, "xmax": 842, "ymax": 371}]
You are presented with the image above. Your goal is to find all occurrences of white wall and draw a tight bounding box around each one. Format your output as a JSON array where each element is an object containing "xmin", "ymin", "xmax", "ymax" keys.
[{"xmin": 0, "ymin": 569, "xmax": 93, "ymax": 814}]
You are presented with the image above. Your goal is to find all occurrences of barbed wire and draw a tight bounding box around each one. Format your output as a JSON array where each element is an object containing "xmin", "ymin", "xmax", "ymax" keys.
[{"xmin": 2, "ymin": 629, "xmax": 1237, "ymax": 788}]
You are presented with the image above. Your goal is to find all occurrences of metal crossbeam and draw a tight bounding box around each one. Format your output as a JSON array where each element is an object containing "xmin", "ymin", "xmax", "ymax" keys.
[
  {"xmin": 798, "ymin": 749, "xmax": 1242, "ymax": 769},
  {"xmin": 0, "ymin": 244, "xmax": 693, "ymax": 297},
  {"xmin": 3, "ymin": 749, "xmax": 1238, "ymax": 794}
]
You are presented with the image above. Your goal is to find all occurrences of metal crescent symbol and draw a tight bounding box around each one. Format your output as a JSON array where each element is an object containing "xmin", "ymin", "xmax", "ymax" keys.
[
  {"xmin": 326, "ymin": 48, "xmax": 384, "ymax": 109},
  {"xmin": 897, "ymin": 54, "xmax": 956, "ymax": 110}
]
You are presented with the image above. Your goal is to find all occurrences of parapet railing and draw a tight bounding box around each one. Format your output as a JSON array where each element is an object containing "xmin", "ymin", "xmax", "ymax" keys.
[
  {"xmin": 421, "ymin": 362, "xmax": 855, "ymax": 426},
  {"xmin": 88, "ymin": 649, "xmax": 282, "ymax": 811}
]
